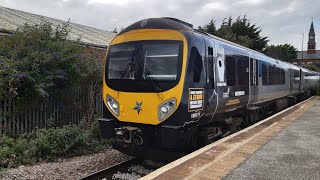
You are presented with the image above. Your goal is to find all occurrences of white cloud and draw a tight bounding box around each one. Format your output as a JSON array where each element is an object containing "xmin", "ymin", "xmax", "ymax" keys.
[
  {"xmin": 88, "ymin": 0, "xmax": 143, "ymax": 6},
  {"xmin": 202, "ymin": 2, "xmax": 228, "ymax": 11},
  {"xmin": 269, "ymin": 1, "xmax": 296, "ymax": 16},
  {"xmin": 233, "ymin": 0, "xmax": 265, "ymax": 6}
]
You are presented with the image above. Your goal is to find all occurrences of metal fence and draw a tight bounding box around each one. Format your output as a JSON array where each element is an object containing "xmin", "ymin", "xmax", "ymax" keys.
[{"xmin": 0, "ymin": 86, "xmax": 104, "ymax": 137}]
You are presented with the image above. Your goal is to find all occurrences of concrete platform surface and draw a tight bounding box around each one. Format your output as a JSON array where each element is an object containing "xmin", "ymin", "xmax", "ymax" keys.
[
  {"xmin": 141, "ymin": 97, "xmax": 319, "ymax": 180},
  {"xmin": 225, "ymin": 99, "xmax": 320, "ymax": 180}
]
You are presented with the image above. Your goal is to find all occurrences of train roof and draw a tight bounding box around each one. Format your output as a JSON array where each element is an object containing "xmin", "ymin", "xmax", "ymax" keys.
[
  {"xmin": 119, "ymin": 18, "xmax": 194, "ymax": 35},
  {"xmin": 120, "ymin": 18, "xmax": 318, "ymax": 73}
]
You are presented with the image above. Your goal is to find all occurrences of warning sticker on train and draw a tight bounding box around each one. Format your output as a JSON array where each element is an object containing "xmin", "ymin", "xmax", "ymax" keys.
[{"xmin": 188, "ymin": 88, "xmax": 204, "ymax": 112}]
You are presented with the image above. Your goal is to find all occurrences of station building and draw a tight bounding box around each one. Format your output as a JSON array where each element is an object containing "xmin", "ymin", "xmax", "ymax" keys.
[
  {"xmin": 0, "ymin": 6, "xmax": 116, "ymax": 61},
  {"xmin": 294, "ymin": 21, "xmax": 320, "ymax": 66}
]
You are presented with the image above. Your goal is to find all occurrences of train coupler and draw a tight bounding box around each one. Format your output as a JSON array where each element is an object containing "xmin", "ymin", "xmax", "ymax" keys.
[{"xmin": 115, "ymin": 126, "xmax": 144, "ymax": 146}]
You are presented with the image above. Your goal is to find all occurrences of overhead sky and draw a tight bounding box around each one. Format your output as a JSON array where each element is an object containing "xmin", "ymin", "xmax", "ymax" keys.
[{"xmin": 0, "ymin": 0, "xmax": 319, "ymax": 50}]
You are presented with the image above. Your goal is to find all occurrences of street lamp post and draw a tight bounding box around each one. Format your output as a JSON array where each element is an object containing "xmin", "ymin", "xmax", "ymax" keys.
[{"xmin": 301, "ymin": 33, "xmax": 304, "ymax": 66}]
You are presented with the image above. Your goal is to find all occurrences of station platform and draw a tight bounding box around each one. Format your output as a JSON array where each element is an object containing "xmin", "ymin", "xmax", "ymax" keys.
[{"xmin": 142, "ymin": 97, "xmax": 320, "ymax": 180}]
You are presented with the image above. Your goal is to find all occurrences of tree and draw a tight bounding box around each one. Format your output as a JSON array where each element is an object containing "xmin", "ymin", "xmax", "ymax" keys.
[
  {"xmin": 197, "ymin": 19, "xmax": 217, "ymax": 36},
  {"xmin": 264, "ymin": 44, "xmax": 297, "ymax": 62},
  {"xmin": 198, "ymin": 15, "xmax": 269, "ymax": 52}
]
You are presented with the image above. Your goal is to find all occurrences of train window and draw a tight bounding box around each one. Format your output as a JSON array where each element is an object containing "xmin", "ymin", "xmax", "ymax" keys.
[
  {"xmin": 208, "ymin": 47, "xmax": 214, "ymax": 89},
  {"xmin": 274, "ymin": 68, "xmax": 282, "ymax": 85},
  {"xmin": 280, "ymin": 69, "xmax": 285, "ymax": 84},
  {"xmin": 262, "ymin": 64, "xmax": 268, "ymax": 85},
  {"xmin": 274, "ymin": 68, "xmax": 279, "ymax": 85},
  {"xmin": 142, "ymin": 43, "xmax": 180, "ymax": 80},
  {"xmin": 190, "ymin": 47, "xmax": 203, "ymax": 83},
  {"xmin": 226, "ymin": 56, "xmax": 236, "ymax": 86},
  {"xmin": 256, "ymin": 60, "xmax": 259, "ymax": 85},
  {"xmin": 250, "ymin": 58, "xmax": 254, "ymax": 86},
  {"xmin": 238, "ymin": 59, "xmax": 249, "ymax": 85},
  {"xmin": 108, "ymin": 43, "xmax": 137, "ymax": 79},
  {"xmin": 269, "ymin": 66, "xmax": 275, "ymax": 85}
]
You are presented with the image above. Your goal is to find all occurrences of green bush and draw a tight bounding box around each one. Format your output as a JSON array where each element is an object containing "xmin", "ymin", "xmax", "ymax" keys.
[
  {"xmin": 0, "ymin": 21, "xmax": 102, "ymax": 124},
  {"xmin": 0, "ymin": 122, "xmax": 109, "ymax": 168},
  {"xmin": 33, "ymin": 125, "xmax": 88, "ymax": 160}
]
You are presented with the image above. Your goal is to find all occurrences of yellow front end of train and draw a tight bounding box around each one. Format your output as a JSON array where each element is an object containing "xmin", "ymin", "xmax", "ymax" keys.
[{"xmin": 103, "ymin": 29, "xmax": 188, "ymax": 125}]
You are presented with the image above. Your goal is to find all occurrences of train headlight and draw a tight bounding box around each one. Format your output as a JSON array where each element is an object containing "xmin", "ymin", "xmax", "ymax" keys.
[
  {"xmin": 161, "ymin": 106, "xmax": 169, "ymax": 114},
  {"xmin": 106, "ymin": 94, "xmax": 119, "ymax": 116},
  {"xmin": 158, "ymin": 98, "xmax": 176, "ymax": 121}
]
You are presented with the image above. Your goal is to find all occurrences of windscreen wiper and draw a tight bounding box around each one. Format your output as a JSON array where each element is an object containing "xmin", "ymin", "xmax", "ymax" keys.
[
  {"xmin": 120, "ymin": 62, "xmax": 135, "ymax": 79},
  {"xmin": 120, "ymin": 49, "xmax": 136, "ymax": 79},
  {"xmin": 143, "ymin": 66, "xmax": 162, "ymax": 92}
]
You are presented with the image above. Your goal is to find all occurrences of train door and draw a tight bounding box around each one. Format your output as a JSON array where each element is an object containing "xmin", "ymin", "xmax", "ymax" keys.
[
  {"xmin": 299, "ymin": 68, "xmax": 302, "ymax": 93},
  {"xmin": 289, "ymin": 69, "xmax": 293, "ymax": 94},
  {"xmin": 204, "ymin": 38, "xmax": 217, "ymax": 117},
  {"xmin": 219, "ymin": 47, "xmax": 249, "ymax": 111},
  {"xmin": 249, "ymin": 53, "xmax": 258, "ymax": 104}
]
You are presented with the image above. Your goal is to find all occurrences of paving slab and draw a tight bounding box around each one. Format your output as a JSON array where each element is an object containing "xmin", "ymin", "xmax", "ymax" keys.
[{"xmin": 224, "ymin": 99, "xmax": 320, "ymax": 180}]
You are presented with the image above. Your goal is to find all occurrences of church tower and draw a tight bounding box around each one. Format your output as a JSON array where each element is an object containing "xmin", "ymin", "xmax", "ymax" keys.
[{"xmin": 307, "ymin": 21, "xmax": 316, "ymax": 54}]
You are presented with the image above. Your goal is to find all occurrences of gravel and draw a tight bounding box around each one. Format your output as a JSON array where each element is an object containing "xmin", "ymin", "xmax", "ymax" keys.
[
  {"xmin": 0, "ymin": 149, "xmax": 131, "ymax": 180},
  {"xmin": 112, "ymin": 165, "xmax": 155, "ymax": 180}
]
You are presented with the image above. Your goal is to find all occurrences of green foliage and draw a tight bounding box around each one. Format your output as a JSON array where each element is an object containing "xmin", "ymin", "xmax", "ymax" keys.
[
  {"xmin": 304, "ymin": 64, "xmax": 320, "ymax": 72},
  {"xmin": 197, "ymin": 19, "xmax": 217, "ymax": 36},
  {"xmin": 0, "ymin": 122, "xmax": 109, "ymax": 168},
  {"xmin": 0, "ymin": 21, "xmax": 97, "ymax": 108},
  {"xmin": 198, "ymin": 15, "xmax": 269, "ymax": 52},
  {"xmin": 264, "ymin": 44, "xmax": 298, "ymax": 62},
  {"xmin": 33, "ymin": 126, "xmax": 87, "ymax": 160}
]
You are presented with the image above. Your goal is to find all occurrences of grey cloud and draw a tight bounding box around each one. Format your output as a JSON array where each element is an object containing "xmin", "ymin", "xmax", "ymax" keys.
[{"xmin": 0, "ymin": 0, "xmax": 319, "ymax": 50}]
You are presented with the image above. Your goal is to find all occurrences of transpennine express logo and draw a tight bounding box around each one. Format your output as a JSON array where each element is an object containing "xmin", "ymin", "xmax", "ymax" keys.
[{"xmin": 133, "ymin": 101, "xmax": 142, "ymax": 114}]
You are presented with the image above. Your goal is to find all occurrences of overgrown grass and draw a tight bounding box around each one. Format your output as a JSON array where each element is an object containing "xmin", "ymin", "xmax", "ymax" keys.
[{"xmin": 0, "ymin": 120, "xmax": 109, "ymax": 168}]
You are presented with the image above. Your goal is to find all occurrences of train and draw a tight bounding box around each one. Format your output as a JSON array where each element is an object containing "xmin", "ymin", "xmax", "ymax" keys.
[{"xmin": 98, "ymin": 18, "xmax": 320, "ymax": 161}]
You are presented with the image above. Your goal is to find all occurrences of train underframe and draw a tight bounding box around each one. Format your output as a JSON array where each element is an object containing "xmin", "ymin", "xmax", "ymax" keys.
[{"xmin": 98, "ymin": 91, "xmax": 313, "ymax": 161}]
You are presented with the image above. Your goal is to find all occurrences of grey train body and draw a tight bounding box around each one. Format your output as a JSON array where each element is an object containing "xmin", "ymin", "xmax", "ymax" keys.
[{"xmin": 100, "ymin": 18, "xmax": 320, "ymax": 161}]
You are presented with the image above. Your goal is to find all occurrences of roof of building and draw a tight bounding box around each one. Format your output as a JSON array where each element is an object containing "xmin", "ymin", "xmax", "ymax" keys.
[
  {"xmin": 296, "ymin": 50, "xmax": 320, "ymax": 60},
  {"xmin": 0, "ymin": 6, "xmax": 116, "ymax": 48}
]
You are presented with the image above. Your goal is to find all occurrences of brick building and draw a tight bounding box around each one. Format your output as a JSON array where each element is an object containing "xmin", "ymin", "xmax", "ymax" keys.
[{"xmin": 294, "ymin": 21, "xmax": 320, "ymax": 66}]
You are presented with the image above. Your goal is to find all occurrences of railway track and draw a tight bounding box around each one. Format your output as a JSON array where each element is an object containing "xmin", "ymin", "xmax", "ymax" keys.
[{"xmin": 80, "ymin": 158, "xmax": 160, "ymax": 180}]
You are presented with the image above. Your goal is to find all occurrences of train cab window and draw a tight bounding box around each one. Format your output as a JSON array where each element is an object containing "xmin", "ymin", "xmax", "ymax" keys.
[
  {"xmin": 208, "ymin": 47, "xmax": 214, "ymax": 88},
  {"xmin": 238, "ymin": 59, "xmax": 249, "ymax": 85},
  {"xmin": 226, "ymin": 56, "xmax": 236, "ymax": 86},
  {"xmin": 262, "ymin": 64, "xmax": 268, "ymax": 85},
  {"xmin": 190, "ymin": 47, "xmax": 203, "ymax": 83}
]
